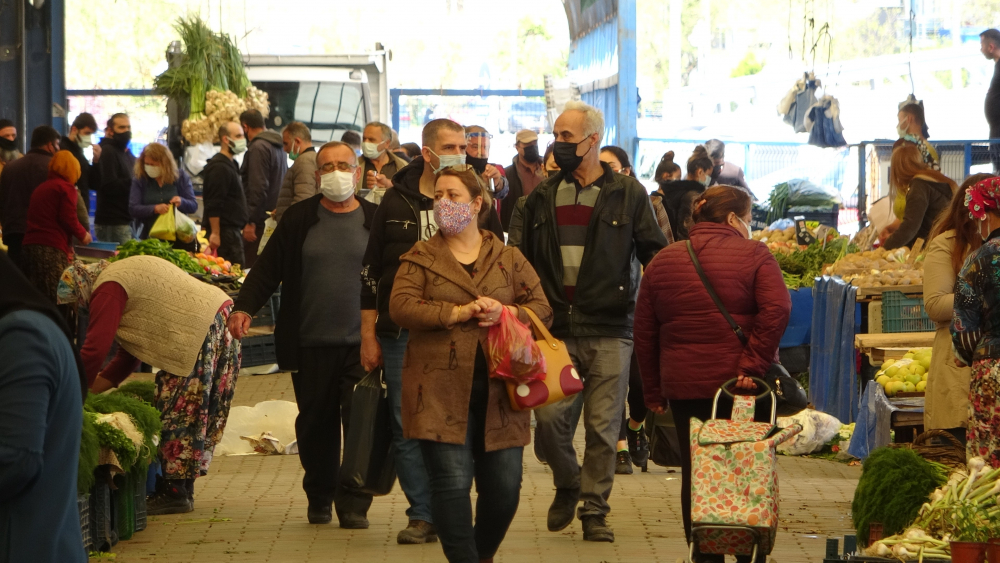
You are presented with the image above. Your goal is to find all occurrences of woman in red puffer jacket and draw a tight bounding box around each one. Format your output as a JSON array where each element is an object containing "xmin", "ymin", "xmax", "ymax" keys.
[{"xmin": 633, "ymin": 185, "xmax": 791, "ymax": 563}]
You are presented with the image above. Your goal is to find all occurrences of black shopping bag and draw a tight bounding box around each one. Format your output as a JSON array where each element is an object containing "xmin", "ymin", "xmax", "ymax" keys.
[
  {"xmin": 645, "ymin": 408, "xmax": 684, "ymax": 468},
  {"xmin": 340, "ymin": 369, "xmax": 397, "ymax": 496}
]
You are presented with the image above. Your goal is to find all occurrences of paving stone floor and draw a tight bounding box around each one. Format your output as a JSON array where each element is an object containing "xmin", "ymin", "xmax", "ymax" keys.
[{"xmin": 100, "ymin": 372, "xmax": 860, "ymax": 563}]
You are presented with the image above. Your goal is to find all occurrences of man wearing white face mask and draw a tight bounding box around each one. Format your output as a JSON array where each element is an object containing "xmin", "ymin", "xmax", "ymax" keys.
[
  {"xmin": 203, "ymin": 122, "xmax": 249, "ymax": 264},
  {"xmin": 229, "ymin": 141, "xmax": 378, "ymax": 529},
  {"xmin": 61, "ymin": 112, "xmax": 101, "ymax": 218},
  {"xmin": 357, "ymin": 121, "xmax": 408, "ymax": 204},
  {"xmin": 359, "ymin": 119, "xmax": 505, "ymax": 546}
]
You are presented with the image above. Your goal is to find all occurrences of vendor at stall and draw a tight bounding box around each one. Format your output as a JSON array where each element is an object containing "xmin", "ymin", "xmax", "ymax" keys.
[
  {"xmin": 57, "ymin": 255, "xmax": 240, "ymax": 515},
  {"xmin": 881, "ymin": 144, "xmax": 957, "ymax": 250},
  {"xmin": 923, "ymin": 174, "xmax": 992, "ymax": 445}
]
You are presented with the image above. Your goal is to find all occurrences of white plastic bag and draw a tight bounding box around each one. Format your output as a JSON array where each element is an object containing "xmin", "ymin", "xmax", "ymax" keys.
[
  {"xmin": 215, "ymin": 400, "xmax": 299, "ymax": 456},
  {"xmin": 183, "ymin": 142, "xmax": 218, "ymax": 177},
  {"xmin": 257, "ymin": 215, "xmax": 277, "ymax": 255},
  {"xmin": 776, "ymin": 409, "xmax": 843, "ymax": 455}
]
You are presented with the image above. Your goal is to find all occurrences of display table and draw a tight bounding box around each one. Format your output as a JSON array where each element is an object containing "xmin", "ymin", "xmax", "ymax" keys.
[{"xmin": 854, "ymin": 332, "xmax": 936, "ymax": 365}]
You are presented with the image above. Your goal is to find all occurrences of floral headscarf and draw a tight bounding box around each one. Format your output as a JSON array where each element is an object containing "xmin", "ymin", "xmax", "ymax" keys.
[
  {"xmin": 965, "ymin": 177, "xmax": 1000, "ymax": 221},
  {"xmin": 56, "ymin": 260, "xmax": 110, "ymax": 307}
]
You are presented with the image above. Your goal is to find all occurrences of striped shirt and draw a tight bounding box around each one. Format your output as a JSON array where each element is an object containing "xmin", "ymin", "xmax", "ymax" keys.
[{"xmin": 555, "ymin": 176, "xmax": 604, "ymax": 301}]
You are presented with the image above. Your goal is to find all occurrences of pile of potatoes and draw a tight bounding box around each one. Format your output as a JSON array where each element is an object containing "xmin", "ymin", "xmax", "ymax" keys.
[{"xmin": 826, "ymin": 247, "xmax": 922, "ymax": 287}]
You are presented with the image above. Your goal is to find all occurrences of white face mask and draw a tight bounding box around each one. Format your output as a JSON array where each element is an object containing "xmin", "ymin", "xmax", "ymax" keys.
[
  {"xmin": 427, "ymin": 148, "xmax": 466, "ymax": 174},
  {"xmin": 361, "ymin": 141, "xmax": 384, "ymax": 160},
  {"xmin": 738, "ymin": 217, "xmax": 753, "ymax": 239},
  {"xmin": 319, "ymin": 170, "xmax": 355, "ymax": 202},
  {"xmin": 77, "ymin": 134, "xmax": 93, "ymax": 149},
  {"xmin": 145, "ymin": 164, "xmax": 162, "ymax": 179}
]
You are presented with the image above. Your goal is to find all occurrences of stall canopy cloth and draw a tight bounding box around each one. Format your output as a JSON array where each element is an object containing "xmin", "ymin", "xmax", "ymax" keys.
[
  {"xmin": 808, "ymin": 276, "xmax": 859, "ymax": 423},
  {"xmin": 848, "ymin": 380, "xmax": 924, "ymax": 460}
]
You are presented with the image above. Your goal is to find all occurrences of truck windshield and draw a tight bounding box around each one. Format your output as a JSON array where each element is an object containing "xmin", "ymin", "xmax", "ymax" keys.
[{"xmin": 253, "ymin": 80, "xmax": 368, "ymax": 142}]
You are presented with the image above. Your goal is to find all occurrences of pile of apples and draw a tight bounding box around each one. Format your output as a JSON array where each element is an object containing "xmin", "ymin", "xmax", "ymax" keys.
[
  {"xmin": 192, "ymin": 252, "xmax": 242, "ymax": 277},
  {"xmin": 874, "ymin": 348, "xmax": 932, "ymax": 397}
]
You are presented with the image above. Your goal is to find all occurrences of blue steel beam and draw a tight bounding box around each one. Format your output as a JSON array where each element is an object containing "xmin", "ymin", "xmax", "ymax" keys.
[{"xmin": 618, "ymin": 0, "xmax": 637, "ymax": 164}]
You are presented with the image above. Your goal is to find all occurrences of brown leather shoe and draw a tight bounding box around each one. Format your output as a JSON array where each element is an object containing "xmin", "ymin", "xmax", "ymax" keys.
[{"xmin": 396, "ymin": 519, "xmax": 439, "ymax": 544}]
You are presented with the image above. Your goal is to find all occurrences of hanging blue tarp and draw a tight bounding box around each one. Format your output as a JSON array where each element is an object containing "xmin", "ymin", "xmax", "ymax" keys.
[
  {"xmin": 848, "ymin": 381, "xmax": 924, "ymax": 460},
  {"xmin": 809, "ymin": 276, "xmax": 859, "ymax": 423}
]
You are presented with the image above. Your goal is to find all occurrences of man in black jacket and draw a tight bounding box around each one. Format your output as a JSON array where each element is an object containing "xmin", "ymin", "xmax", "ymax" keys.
[
  {"xmin": 359, "ymin": 118, "xmax": 504, "ymax": 545},
  {"xmin": 0, "ymin": 126, "xmax": 61, "ymax": 267},
  {"xmin": 229, "ymin": 141, "xmax": 376, "ymax": 529},
  {"xmin": 93, "ymin": 113, "xmax": 135, "ymax": 244},
  {"xmin": 62, "ymin": 112, "xmax": 100, "ymax": 215},
  {"xmin": 519, "ymin": 101, "xmax": 667, "ymax": 543},
  {"xmin": 982, "ymin": 29, "xmax": 1000, "ymax": 172},
  {"xmin": 239, "ymin": 109, "xmax": 287, "ymax": 267},
  {"xmin": 203, "ymin": 122, "xmax": 249, "ymax": 265},
  {"xmin": 502, "ymin": 129, "xmax": 545, "ymax": 231}
]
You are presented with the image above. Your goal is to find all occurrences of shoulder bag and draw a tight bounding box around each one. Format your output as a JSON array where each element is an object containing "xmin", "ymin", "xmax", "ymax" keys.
[
  {"xmin": 505, "ymin": 307, "xmax": 584, "ymax": 411},
  {"xmin": 685, "ymin": 240, "xmax": 807, "ymax": 416}
]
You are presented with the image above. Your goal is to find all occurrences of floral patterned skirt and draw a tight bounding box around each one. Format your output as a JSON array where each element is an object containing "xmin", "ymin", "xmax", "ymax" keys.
[
  {"xmin": 155, "ymin": 305, "xmax": 241, "ymax": 479},
  {"xmin": 968, "ymin": 359, "xmax": 1000, "ymax": 467}
]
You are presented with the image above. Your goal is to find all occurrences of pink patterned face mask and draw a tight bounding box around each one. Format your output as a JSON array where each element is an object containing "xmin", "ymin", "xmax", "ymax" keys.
[{"xmin": 434, "ymin": 198, "xmax": 476, "ymax": 236}]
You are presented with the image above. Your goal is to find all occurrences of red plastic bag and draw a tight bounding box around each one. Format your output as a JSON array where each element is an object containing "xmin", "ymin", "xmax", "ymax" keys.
[{"xmin": 485, "ymin": 308, "xmax": 547, "ymax": 385}]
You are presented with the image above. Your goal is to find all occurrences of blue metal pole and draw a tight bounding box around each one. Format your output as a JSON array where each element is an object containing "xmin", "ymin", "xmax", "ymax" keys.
[
  {"xmin": 617, "ymin": 0, "xmax": 638, "ymax": 160},
  {"xmin": 51, "ymin": 0, "xmax": 66, "ymax": 134},
  {"xmin": 391, "ymin": 89, "xmax": 401, "ymax": 132}
]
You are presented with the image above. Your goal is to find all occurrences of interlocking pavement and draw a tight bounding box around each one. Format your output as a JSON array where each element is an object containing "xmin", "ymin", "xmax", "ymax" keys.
[{"xmin": 100, "ymin": 372, "xmax": 860, "ymax": 563}]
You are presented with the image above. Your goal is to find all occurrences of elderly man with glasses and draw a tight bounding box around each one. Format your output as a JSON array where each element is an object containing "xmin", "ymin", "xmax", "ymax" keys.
[{"xmin": 229, "ymin": 140, "xmax": 380, "ymax": 529}]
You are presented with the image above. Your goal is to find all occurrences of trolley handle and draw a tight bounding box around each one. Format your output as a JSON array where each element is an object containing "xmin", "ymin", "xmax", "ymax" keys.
[{"xmin": 711, "ymin": 377, "xmax": 777, "ymax": 424}]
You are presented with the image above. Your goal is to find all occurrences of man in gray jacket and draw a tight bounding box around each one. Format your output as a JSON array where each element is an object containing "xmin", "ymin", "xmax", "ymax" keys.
[
  {"xmin": 239, "ymin": 109, "xmax": 288, "ymax": 267},
  {"xmin": 274, "ymin": 121, "xmax": 318, "ymax": 223}
]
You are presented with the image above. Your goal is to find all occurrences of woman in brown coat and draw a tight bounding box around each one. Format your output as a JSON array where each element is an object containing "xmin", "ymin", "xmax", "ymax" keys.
[{"xmin": 389, "ymin": 166, "xmax": 552, "ymax": 563}]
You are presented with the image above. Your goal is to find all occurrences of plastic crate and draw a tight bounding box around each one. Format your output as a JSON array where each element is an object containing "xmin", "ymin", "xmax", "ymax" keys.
[
  {"xmin": 114, "ymin": 473, "xmax": 135, "ymax": 541},
  {"xmin": 242, "ymin": 333, "xmax": 277, "ymax": 366},
  {"xmin": 78, "ymin": 494, "xmax": 92, "ymax": 552},
  {"xmin": 90, "ymin": 471, "xmax": 118, "ymax": 551},
  {"xmin": 787, "ymin": 205, "xmax": 839, "ymax": 228},
  {"xmin": 134, "ymin": 471, "xmax": 147, "ymax": 532},
  {"xmin": 250, "ymin": 293, "xmax": 282, "ymax": 327},
  {"xmin": 882, "ymin": 290, "xmax": 935, "ymax": 333}
]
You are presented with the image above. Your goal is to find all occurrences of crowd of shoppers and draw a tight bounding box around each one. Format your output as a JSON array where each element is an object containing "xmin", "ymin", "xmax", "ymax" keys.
[{"xmin": 14, "ymin": 84, "xmax": 1000, "ymax": 563}]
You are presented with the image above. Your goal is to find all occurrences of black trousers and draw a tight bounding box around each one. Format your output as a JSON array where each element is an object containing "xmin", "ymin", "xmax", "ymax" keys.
[
  {"xmin": 3, "ymin": 232, "xmax": 24, "ymax": 270},
  {"xmin": 217, "ymin": 227, "xmax": 245, "ymax": 266},
  {"xmin": 671, "ymin": 395, "xmax": 771, "ymax": 563},
  {"xmin": 293, "ymin": 345, "xmax": 372, "ymax": 516},
  {"xmin": 620, "ymin": 352, "xmax": 648, "ymax": 440}
]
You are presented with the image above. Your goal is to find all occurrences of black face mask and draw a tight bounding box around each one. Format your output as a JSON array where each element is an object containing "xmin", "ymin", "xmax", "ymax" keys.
[
  {"xmin": 0, "ymin": 137, "xmax": 16, "ymax": 151},
  {"xmin": 522, "ymin": 144, "xmax": 541, "ymax": 163},
  {"xmin": 466, "ymin": 155, "xmax": 489, "ymax": 174},
  {"xmin": 552, "ymin": 139, "xmax": 590, "ymax": 175},
  {"xmin": 111, "ymin": 131, "xmax": 132, "ymax": 150}
]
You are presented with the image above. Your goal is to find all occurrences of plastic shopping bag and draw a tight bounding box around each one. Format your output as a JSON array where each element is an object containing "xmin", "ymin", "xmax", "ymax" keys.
[
  {"xmin": 340, "ymin": 369, "xmax": 397, "ymax": 496},
  {"xmin": 149, "ymin": 207, "xmax": 177, "ymax": 241},
  {"xmin": 257, "ymin": 215, "xmax": 277, "ymax": 255},
  {"xmin": 174, "ymin": 207, "xmax": 198, "ymax": 243},
  {"xmin": 486, "ymin": 308, "xmax": 547, "ymax": 385}
]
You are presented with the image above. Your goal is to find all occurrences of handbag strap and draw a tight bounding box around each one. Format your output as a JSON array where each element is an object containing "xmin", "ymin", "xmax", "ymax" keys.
[
  {"xmin": 522, "ymin": 307, "xmax": 559, "ymax": 351},
  {"xmin": 685, "ymin": 240, "xmax": 749, "ymax": 346}
]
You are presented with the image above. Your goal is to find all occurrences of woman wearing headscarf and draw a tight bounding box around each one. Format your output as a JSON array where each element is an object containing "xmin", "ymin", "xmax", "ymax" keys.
[
  {"xmin": 57, "ymin": 255, "xmax": 241, "ymax": 515},
  {"xmin": 953, "ymin": 176, "xmax": 1000, "ymax": 467},
  {"xmin": 881, "ymin": 144, "xmax": 957, "ymax": 250},
  {"xmin": 20, "ymin": 150, "xmax": 92, "ymax": 302}
]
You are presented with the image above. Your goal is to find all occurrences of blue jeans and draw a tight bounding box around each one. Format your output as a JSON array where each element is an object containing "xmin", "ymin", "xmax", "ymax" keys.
[
  {"xmin": 94, "ymin": 224, "xmax": 133, "ymax": 245},
  {"xmin": 420, "ymin": 377, "xmax": 523, "ymax": 563},
  {"xmin": 380, "ymin": 331, "xmax": 434, "ymax": 523}
]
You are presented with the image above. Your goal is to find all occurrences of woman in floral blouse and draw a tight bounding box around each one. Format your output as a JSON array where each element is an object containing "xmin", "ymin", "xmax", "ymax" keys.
[{"xmin": 952, "ymin": 175, "xmax": 1000, "ymax": 466}]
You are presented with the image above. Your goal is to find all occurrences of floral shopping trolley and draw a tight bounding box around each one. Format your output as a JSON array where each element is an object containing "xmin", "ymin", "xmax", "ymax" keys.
[{"xmin": 685, "ymin": 378, "xmax": 802, "ymax": 562}]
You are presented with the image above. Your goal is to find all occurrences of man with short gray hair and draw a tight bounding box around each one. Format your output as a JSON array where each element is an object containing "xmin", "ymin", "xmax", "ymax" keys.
[
  {"xmin": 357, "ymin": 121, "xmax": 408, "ymax": 203},
  {"xmin": 519, "ymin": 101, "xmax": 667, "ymax": 543},
  {"xmin": 274, "ymin": 121, "xmax": 318, "ymax": 222}
]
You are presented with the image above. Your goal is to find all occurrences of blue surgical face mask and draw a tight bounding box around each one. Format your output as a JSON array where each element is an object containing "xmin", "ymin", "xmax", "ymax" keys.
[{"xmin": 426, "ymin": 148, "xmax": 466, "ymax": 174}]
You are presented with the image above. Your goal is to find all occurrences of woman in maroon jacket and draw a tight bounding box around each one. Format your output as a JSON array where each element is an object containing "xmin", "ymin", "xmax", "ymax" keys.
[
  {"xmin": 21, "ymin": 151, "xmax": 92, "ymax": 302},
  {"xmin": 633, "ymin": 185, "xmax": 791, "ymax": 563}
]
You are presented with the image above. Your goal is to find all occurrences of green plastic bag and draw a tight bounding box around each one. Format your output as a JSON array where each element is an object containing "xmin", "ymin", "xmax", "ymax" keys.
[
  {"xmin": 174, "ymin": 207, "xmax": 197, "ymax": 244},
  {"xmin": 149, "ymin": 207, "xmax": 176, "ymax": 241}
]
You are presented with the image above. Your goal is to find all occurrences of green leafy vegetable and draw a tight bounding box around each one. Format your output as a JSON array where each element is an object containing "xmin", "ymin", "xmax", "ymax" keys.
[
  {"xmin": 79, "ymin": 411, "xmax": 100, "ymax": 494},
  {"xmin": 772, "ymin": 238, "xmax": 854, "ymax": 289},
  {"xmin": 113, "ymin": 381, "xmax": 157, "ymax": 405},
  {"xmin": 851, "ymin": 447, "xmax": 948, "ymax": 546},
  {"xmin": 111, "ymin": 239, "xmax": 204, "ymax": 276}
]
